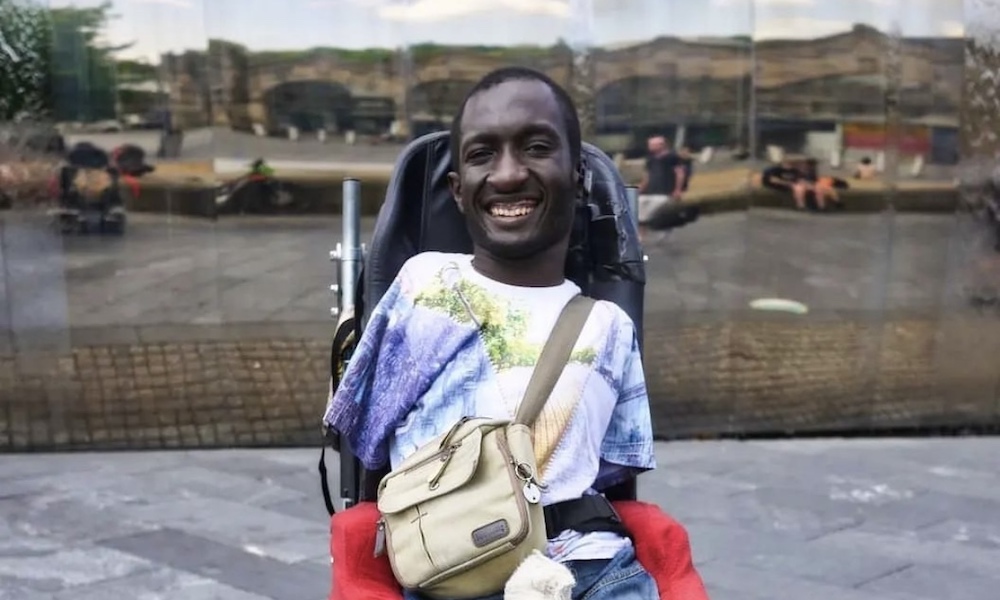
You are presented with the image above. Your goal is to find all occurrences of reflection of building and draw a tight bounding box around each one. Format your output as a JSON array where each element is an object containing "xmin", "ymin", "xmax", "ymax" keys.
[{"xmin": 163, "ymin": 24, "xmax": 961, "ymax": 160}]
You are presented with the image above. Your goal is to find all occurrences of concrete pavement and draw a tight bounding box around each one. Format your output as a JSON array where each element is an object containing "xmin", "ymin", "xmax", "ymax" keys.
[{"xmin": 1, "ymin": 437, "xmax": 998, "ymax": 599}]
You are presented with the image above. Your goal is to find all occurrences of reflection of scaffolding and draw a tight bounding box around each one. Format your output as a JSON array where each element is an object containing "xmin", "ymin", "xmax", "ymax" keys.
[
  {"xmin": 407, "ymin": 80, "xmax": 473, "ymax": 123},
  {"xmin": 262, "ymin": 81, "xmax": 353, "ymax": 133},
  {"xmin": 595, "ymin": 76, "xmax": 748, "ymax": 129}
]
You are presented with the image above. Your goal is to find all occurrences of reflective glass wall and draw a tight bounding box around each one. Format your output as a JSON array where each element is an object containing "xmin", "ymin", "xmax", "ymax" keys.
[{"xmin": 1, "ymin": 0, "xmax": 993, "ymax": 451}]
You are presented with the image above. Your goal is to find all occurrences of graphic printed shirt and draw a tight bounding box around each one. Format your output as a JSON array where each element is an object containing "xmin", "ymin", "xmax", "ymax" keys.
[{"xmin": 324, "ymin": 252, "xmax": 656, "ymax": 562}]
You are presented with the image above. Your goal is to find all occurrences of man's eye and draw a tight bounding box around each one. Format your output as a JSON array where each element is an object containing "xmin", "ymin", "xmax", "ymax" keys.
[
  {"xmin": 466, "ymin": 148, "xmax": 492, "ymax": 163},
  {"xmin": 525, "ymin": 142, "xmax": 551, "ymax": 155}
]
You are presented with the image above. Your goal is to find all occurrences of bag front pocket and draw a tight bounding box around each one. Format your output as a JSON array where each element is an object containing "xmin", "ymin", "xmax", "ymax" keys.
[{"xmin": 377, "ymin": 426, "xmax": 484, "ymax": 515}]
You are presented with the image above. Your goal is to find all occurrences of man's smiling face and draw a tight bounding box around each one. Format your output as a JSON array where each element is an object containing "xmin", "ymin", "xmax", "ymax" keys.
[{"xmin": 448, "ymin": 78, "xmax": 577, "ymax": 263}]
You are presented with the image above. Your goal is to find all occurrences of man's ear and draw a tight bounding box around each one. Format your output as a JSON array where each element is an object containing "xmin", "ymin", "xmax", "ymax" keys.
[{"xmin": 447, "ymin": 171, "xmax": 464, "ymax": 214}]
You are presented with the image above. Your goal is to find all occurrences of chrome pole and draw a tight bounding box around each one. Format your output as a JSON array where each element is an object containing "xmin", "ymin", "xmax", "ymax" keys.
[
  {"xmin": 331, "ymin": 178, "xmax": 364, "ymax": 510},
  {"xmin": 330, "ymin": 178, "xmax": 362, "ymax": 319},
  {"xmin": 340, "ymin": 178, "xmax": 361, "ymax": 317}
]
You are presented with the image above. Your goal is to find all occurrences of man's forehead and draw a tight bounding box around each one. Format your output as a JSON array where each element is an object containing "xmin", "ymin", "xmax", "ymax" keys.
[{"xmin": 461, "ymin": 79, "xmax": 562, "ymax": 134}]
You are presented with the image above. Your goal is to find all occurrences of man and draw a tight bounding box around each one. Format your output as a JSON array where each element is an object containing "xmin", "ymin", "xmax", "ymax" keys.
[
  {"xmin": 637, "ymin": 136, "xmax": 687, "ymax": 241},
  {"xmin": 677, "ymin": 145, "xmax": 695, "ymax": 192},
  {"xmin": 761, "ymin": 157, "xmax": 809, "ymax": 210},
  {"xmin": 324, "ymin": 67, "xmax": 658, "ymax": 600}
]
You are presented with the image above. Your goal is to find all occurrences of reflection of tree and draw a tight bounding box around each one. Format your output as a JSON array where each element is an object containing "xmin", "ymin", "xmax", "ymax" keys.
[
  {"xmin": 0, "ymin": 0, "xmax": 130, "ymax": 122},
  {"xmin": 50, "ymin": 2, "xmax": 131, "ymax": 121},
  {"xmin": 0, "ymin": 0, "xmax": 51, "ymax": 120}
]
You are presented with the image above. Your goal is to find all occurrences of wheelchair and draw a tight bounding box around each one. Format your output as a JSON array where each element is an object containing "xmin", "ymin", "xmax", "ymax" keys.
[
  {"xmin": 47, "ymin": 143, "xmax": 127, "ymax": 235},
  {"xmin": 320, "ymin": 131, "xmax": 707, "ymax": 600}
]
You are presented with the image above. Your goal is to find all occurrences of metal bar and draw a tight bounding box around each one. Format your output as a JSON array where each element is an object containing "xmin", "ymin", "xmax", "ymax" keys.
[
  {"xmin": 339, "ymin": 436, "xmax": 358, "ymax": 510},
  {"xmin": 337, "ymin": 177, "xmax": 363, "ymax": 510},
  {"xmin": 341, "ymin": 178, "xmax": 361, "ymax": 318}
]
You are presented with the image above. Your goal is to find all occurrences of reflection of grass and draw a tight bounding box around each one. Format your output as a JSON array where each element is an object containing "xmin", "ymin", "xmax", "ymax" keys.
[
  {"xmin": 241, "ymin": 43, "xmax": 559, "ymax": 68},
  {"xmin": 249, "ymin": 47, "xmax": 397, "ymax": 68}
]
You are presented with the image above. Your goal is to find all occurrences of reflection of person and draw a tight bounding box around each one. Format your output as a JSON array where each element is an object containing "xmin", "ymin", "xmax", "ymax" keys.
[
  {"xmin": 854, "ymin": 156, "xmax": 877, "ymax": 180},
  {"xmin": 324, "ymin": 66, "xmax": 658, "ymax": 600},
  {"xmin": 637, "ymin": 136, "xmax": 686, "ymax": 240},
  {"xmin": 800, "ymin": 158, "xmax": 840, "ymax": 211},
  {"xmin": 677, "ymin": 145, "xmax": 694, "ymax": 192},
  {"xmin": 761, "ymin": 158, "xmax": 809, "ymax": 210}
]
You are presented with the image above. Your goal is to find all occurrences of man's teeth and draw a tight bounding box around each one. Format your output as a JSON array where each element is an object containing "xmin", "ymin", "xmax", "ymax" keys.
[{"xmin": 489, "ymin": 203, "xmax": 536, "ymax": 217}]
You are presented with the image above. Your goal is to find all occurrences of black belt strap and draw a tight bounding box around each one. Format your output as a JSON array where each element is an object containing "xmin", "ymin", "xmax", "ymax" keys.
[{"xmin": 543, "ymin": 495, "xmax": 631, "ymax": 540}]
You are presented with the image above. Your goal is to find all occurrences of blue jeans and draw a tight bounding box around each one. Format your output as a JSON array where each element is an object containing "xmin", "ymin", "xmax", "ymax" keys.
[{"xmin": 402, "ymin": 546, "xmax": 658, "ymax": 600}]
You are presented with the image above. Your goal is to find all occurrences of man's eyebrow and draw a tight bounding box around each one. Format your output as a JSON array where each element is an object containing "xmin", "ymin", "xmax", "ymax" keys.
[{"xmin": 460, "ymin": 121, "xmax": 562, "ymax": 153}]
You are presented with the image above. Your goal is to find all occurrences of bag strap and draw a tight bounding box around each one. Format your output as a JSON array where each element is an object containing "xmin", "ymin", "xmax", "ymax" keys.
[{"xmin": 514, "ymin": 294, "xmax": 595, "ymax": 426}]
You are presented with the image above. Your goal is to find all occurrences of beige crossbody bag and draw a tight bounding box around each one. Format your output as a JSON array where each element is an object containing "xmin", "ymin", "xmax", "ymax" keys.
[{"xmin": 373, "ymin": 294, "xmax": 595, "ymax": 599}]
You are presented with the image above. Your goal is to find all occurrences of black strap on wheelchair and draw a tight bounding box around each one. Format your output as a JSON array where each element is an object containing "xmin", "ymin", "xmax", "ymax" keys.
[
  {"xmin": 319, "ymin": 444, "xmax": 336, "ymax": 516},
  {"xmin": 319, "ymin": 318, "xmax": 355, "ymax": 517},
  {"xmin": 319, "ymin": 265, "xmax": 367, "ymax": 517},
  {"xmin": 543, "ymin": 495, "xmax": 631, "ymax": 540}
]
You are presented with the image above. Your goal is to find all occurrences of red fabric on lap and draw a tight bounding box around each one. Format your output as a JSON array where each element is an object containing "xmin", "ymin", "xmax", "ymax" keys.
[{"xmin": 328, "ymin": 501, "xmax": 708, "ymax": 600}]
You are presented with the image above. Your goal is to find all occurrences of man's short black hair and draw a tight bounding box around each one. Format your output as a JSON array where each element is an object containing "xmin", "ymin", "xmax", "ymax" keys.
[{"xmin": 449, "ymin": 66, "xmax": 582, "ymax": 171}]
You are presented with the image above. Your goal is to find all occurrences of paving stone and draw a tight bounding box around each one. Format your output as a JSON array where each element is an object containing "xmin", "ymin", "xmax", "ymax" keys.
[
  {"xmin": 814, "ymin": 528, "xmax": 1000, "ymax": 580},
  {"xmin": 103, "ymin": 464, "xmax": 306, "ymax": 508},
  {"xmin": 0, "ymin": 488, "xmax": 160, "ymax": 545},
  {"xmin": 101, "ymin": 529, "xmax": 329, "ymax": 600},
  {"xmin": 0, "ymin": 584, "xmax": 40, "ymax": 600},
  {"xmin": 697, "ymin": 563, "xmax": 922, "ymax": 600},
  {"xmin": 914, "ymin": 518, "xmax": 1000, "ymax": 550},
  {"xmin": 262, "ymin": 496, "xmax": 332, "ymax": 524},
  {"xmin": 732, "ymin": 541, "xmax": 912, "ymax": 588},
  {"xmin": 1, "ymin": 440, "xmax": 997, "ymax": 599},
  {"xmin": 858, "ymin": 563, "xmax": 1000, "ymax": 600},
  {"xmin": 0, "ymin": 544, "xmax": 152, "ymax": 591},
  {"xmin": 682, "ymin": 520, "xmax": 805, "ymax": 566},
  {"xmin": 116, "ymin": 496, "xmax": 326, "ymax": 557},
  {"xmin": 857, "ymin": 490, "xmax": 1000, "ymax": 535},
  {"xmin": 51, "ymin": 567, "xmax": 274, "ymax": 600},
  {"xmin": 188, "ymin": 450, "xmax": 322, "ymax": 481}
]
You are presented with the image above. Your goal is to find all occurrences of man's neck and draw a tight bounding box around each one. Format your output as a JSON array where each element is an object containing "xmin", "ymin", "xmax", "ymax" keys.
[{"xmin": 471, "ymin": 244, "xmax": 568, "ymax": 288}]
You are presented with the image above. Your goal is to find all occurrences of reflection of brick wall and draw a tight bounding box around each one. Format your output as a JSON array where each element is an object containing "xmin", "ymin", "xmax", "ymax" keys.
[
  {"xmin": 165, "ymin": 26, "xmax": 962, "ymax": 132},
  {"xmin": 1, "ymin": 334, "xmax": 329, "ymax": 449},
  {"xmin": 3, "ymin": 315, "xmax": 997, "ymax": 451}
]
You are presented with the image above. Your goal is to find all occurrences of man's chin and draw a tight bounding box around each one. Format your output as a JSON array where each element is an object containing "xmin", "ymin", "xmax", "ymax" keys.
[{"xmin": 470, "ymin": 230, "xmax": 547, "ymax": 261}]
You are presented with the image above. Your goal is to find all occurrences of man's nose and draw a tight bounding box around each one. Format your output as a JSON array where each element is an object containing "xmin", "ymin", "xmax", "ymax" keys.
[{"xmin": 488, "ymin": 149, "xmax": 528, "ymax": 190}]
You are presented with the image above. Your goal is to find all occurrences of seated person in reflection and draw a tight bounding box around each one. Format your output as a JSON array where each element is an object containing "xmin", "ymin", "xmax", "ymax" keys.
[
  {"xmin": 324, "ymin": 67, "xmax": 658, "ymax": 600},
  {"xmin": 854, "ymin": 156, "xmax": 877, "ymax": 180},
  {"xmin": 799, "ymin": 158, "xmax": 843, "ymax": 211},
  {"xmin": 761, "ymin": 158, "xmax": 809, "ymax": 210}
]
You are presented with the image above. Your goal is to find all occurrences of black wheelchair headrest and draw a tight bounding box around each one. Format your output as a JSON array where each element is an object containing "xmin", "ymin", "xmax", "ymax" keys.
[{"xmin": 364, "ymin": 131, "xmax": 646, "ymax": 338}]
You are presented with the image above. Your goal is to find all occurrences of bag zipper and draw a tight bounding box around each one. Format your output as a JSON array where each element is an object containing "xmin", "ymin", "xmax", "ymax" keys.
[
  {"xmin": 496, "ymin": 430, "xmax": 531, "ymax": 546},
  {"xmin": 399, "ymin": 441, "xmax": 462, "ymax": 476}
]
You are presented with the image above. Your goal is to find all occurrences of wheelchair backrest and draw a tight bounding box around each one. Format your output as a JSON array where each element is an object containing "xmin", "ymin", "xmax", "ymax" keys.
[{"xmin": 364, "ymin": 131, "xmax": 646, "ymax": 341}]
